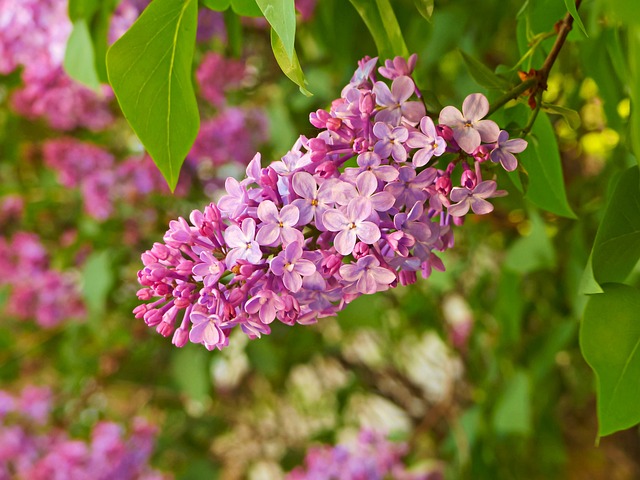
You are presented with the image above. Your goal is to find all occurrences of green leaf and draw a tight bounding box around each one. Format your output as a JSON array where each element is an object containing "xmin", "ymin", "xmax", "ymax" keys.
[
  {"xmin": 504, "ymin": 208, "xmax": 556, "ymax": 274},
  {"xmin": 541, "ymin": 103, "xmax": 581, "ymax": 129},
  {"xmin": 413, "ymin": 0, "xmax": 434, "ymax": 21},
  {"xmin": 256, "ymin": 0, "xmax": 295, "ymax": 61},
  {"xmin": 107, "ymin": 0, "xmax": 200, "ymax": 192},
  {"xmin": 579, "ymin": 254, "xmax": 604, "ymax": 295},
  {"xmin": 231, "ymin": 0, "xmax": 262, "ymax": 17},
  {"xmin": 519, "ymin": 112, "xmax": 576, "ymax": 218},
  {"xmin": 347, "ymin": 0, "xmax": 408, "ymax": 59},
  {"xmin": 171, "ymin": 345, "xmax": 211, "ymax": 404},
  {"xmin": 590, "ymin": 166, "xmax": 640, "ymax": 285},
  {"xmin": 564, "ymin": 0, "xmax": 588, "ymax": 37},
  {"xmin": 64, "ymin": 20, "xmax": 101, "ymax": 90},
  {"xmin": 201, "ymin": 0, "xmax": 231, "ymax": 10},
  {"xmin": 492, "ymin": 370, "xmax": 532, "ymax": 436},
  {"xmin": 270, "ymin": 29, "xmax": 312, "ymax": 96},
  {"xmin": 459, "ymin": 50, "xmax": 510, "ymax": 90},
  {"xmin": 581, "ymin": 283, "xmax": 640, "ymax": 436},
  {"xmin": 68, "ymin": 0, "xmax": 99, "ymax": 22},
  {"xmin": 82, "ymin": 251, "xmax": 113, "ymax": 315}
]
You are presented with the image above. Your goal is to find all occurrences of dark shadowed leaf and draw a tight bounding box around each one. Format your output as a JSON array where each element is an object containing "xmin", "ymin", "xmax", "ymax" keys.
[
  {"xmin": 348, "ymin": 0, "xmax": 408, "ymax": 59},
  {"xmin": 581, "ymin": 283, "xmax": 640, "ymax": 436},
  {"xmin": 459, "ymin": 50, "xmax": 510, "ymax": 90},
  {"xmin": 202, "ymin": 0, "xmax": 231, "ymax": 11},
  {"xmin": 493, "ymin": 370, "xmax": 532, "ymax": 436},
  {"xmin": 519, "ymin": 112, "xmax": 576, "ymax": 218},
  {"xmin": 107, "ymin": 0, "xmax": 199, "ymax": 191}
]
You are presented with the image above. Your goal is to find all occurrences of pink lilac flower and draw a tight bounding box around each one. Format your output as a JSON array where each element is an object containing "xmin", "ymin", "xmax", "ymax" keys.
[
  {"xmin": 134, "ymin": 54, "xmax": 528, "ymax": 351},
  {"xmin": 490, "ymin": 130, "xmax": 528, "ymax": 171},
  {"xmin": 323, "ymin": 201, "xmax": 381, "ymax": 256},
  {"xmin": 438, "ymin": 93, "xmax": 500, "ymax": 154},
  {"xmin": 270, "ymin": 242, "xmax": 316, "ymax": 293},
  {"xmin": 448, "ymin": 180, "xmax": 501, "ymax": 216},
  {"xmin": 373, "ymin": 122, "xmax": 410, "ymax": 162},
  {"xmin": 406, "ymin": 116, "xmax": 446, "ymax": 167},
  {"xmin": 287, "ymin": 429, "xmax": 437, "ymax": 480},
  {"xmin": 340, "ymin": 255, "xmax": 397, "ymax": 294},
  {"xmin": 223, "ymin": 218, "xmax": 263, "ymax": 266},
  {"xmin": 196, "ymin": 52, "xmax": 247, "ymax": 107},
  {"xmin": 373, "ymin": 76, "xmax": 425, "ymax": 125}
]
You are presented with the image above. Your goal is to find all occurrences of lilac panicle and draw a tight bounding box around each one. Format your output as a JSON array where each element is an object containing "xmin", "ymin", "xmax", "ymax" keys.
[{"xmin": 135, "ymin": 54, "xmax": 528, "ymax": 351}]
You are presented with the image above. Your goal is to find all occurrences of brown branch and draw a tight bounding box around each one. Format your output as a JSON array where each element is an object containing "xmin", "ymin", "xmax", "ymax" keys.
[{"xmin": 488, "ymin": 0, "xmax": 582, "ymax": 116}]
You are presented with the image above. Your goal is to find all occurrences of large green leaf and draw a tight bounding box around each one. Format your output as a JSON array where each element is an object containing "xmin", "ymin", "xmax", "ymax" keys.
[
  {"xmin": 256, "ymin": 0, "xmax": 296, "ymax": 61},
  {"xmin": 581, "ymin": 283, "xmax": 640, "ymax": 436},
  {"xmin": 347, "ymin": 0, "xmax": 408, "ymax": 59},
  {"xmin": 64, "ymin": 19, "xmax": 101, "ymax": 90},
  {"xmin": 590, "ymin": 166, "xmax": 640, "ymax": 285},
  {"xmin": 519, "ymin": 112, "xmax": 576, "ymax": 218},
  {"xmin": 107, "ymin": 0, "xmax": 199, "ymax": 191},
  {"xmin": 231, "ymin": 0, "xmax": 262, "ymax": 16},
  {"xmin": 270, "ymin": 29, "xmax": 312, "ymax": 96}
]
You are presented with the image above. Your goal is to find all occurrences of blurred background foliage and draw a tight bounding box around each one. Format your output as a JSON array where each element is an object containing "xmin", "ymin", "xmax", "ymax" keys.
[{"xmin": 1, "ymin": 0, "xmax": 639, "ymax": 478}]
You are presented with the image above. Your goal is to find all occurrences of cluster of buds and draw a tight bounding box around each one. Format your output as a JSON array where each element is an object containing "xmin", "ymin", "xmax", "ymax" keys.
[{"xmin": 134, "ymin": 55, "xmax": 527, "ymax": 351}]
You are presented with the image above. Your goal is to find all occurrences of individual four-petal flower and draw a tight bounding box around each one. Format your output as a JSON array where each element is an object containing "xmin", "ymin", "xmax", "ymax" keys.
[{"xmin": 438, "ymin": 93, "xmax": 499, "ymax": 154}]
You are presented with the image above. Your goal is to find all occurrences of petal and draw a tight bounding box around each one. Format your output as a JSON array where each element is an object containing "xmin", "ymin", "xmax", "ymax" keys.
[
  {"xmin": 241, "ymin": 217, "xmax": 256, "ymax": 240},
  {"xmin": 473, "ymin": 180, "xmax": 498, "ymax": 197},
  {"xmin": 372, "ymin": 81, "xmax": 394, "ymax": 107},
  {"xmin": 294, "ymin": 258, "xmax": 317, "ymax": 277},
  {"xmin": 462, "ymin": 93, "xmax": 489, "ymax": 121},
  {"xmin": 391, "ymin": 76, "xmax": 415, "ymax": 103},
  {"xmin": 412, "ymin": 148, "xmax": 434, "ymax": 168},
  {"xmin": 356, "ymin": 221, "xmax": 381, "ymax": 244},
  {"xmin": 203, "ymin": 321, "xmax": 223, "ymax": 346},
  {"xmin": 491, "ymin": 149, "xmax": 518, "ymax": 171},
  {"xmin": 292, "ymin": 172, "xmax": 317, "ymax": 200},
  {"xmin": 339, "ymin": 263, "xmax": 360, "ymax": 282},
  {"xmin": 406, "ymin": 131, "xmax": 430, "ymax": 149},
  {"xmin": 371, "ymin": 265, "xmax": 397, "ymax": 285},
  {"xmin": 450, "ymin": 187, "xmax": 471, "ymax": 202},
  {"xmin": 371, "ymin": 192, "xmax": 395, "ymax": 212},
  {"xmin": 356, "ymin": 171, "xmax": 378, "ymax": 197},
  {"xmin": 448, "ymin": 200, "xmax": 470, "ymax": 217},
  {"xmin": 256, "ymin": 225, "xmax": 279, "ymax": 246},
  {"xmin": 319, "ymin": 179, "xmax": 356, "ymax": 206},
  {"xmin": 223, "ymin": 224, "xmax": 244, "ymax": 248},
  {"xmin": 470, "ymin": 197, "xmax": 494, "ymax": 215},
  {"xmin": 322, "ymin": 209, "xmax": 348, "ymax": 232},
  {"xmin": 438, "ymin": 106, "xmax": 464, "ymax": 127},
  {"xmin": 475, "ymin": 119, "xmax": 500, "ymax": 143},
  {"xmin": 392, "ymin": 144, "xmax": 408, "ymax": 163},
  {"xmin": 245, "ymin": 242, "xmax": 264, "ymax": 264},
  {"xmin": 189, "ymin": 321, "xmax": 208, "ymax": 344},
  {"xmin": 292, "ymin": 198, "xmax": 314, "ymax": 225},
  {"xmin": 347, "ymin": 197, "xmax": 373, "ymax": 221},
  {"xmin": 260, "ymin": 302, "xmax": 277, "ymax": 324},
  {"xmin": 283, "ymin": 271, "xmax": 303, "ymax": 293},
  {"xmin": 375, "ymin": 108, "xmax": 401, "ymax": 126},
  {"xmin": 374, "ymin": 140, "xmax": 393, "ymax": 159},
  {"xmin": 281, "ymin": 226, "xmax": 304, "ymax": 246},
  {"xmin": 257, "ymin": 200, "xmax": 279, "ymax": 223},
  {"xmin": 356, "ymin": 272, "xmax": 378, "ymax": 294},
  {"xmin": 270, "ymin": 255, "xmax": 285, "ymax": 276},
  {"xmin": 334, "ymin": 229, "xmax": 357, "ymax": 255},
  {"xmin": 374, "ymin": 165, "xmax": 400, "ymax": 182},
  {"xmin": 280, "ymin": 204, "xmax": 300, "ymax": 226},
  {"xmin": 373, "ymin": 121, "xmax": 392, "ymax": 140},
  {"xmin": 453, "ymin": 126, "xmax": 481, "ymax": 154},
  {"xmin": 401, "ymin": 101, "xmax": 426, "ymax": 123},
  {"xmin": 420, "ymin": 116, "xmax": 437, "ymax": 137},
  {"xmin": 504, "ymin": 138, "xmax": 528, "ymax": 153}
]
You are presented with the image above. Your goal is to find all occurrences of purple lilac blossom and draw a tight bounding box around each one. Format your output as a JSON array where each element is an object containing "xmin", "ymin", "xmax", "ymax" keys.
[
  {"xmin": 438, "ymin": 93, "xmax": 500, "ymax": 154},
  {"xmin": 0, "ymin": 386, "xmax": 169, "ymax": 479},
  {"xmin": 287, "ymin": 429, "xmax": 437, "ymax": 480},
  {"xmin": 134, "ymin": 55, "xmax": 527, "ymax": 351},
  {"xmin": 490, "ymin": 130, "xmax": 528, "ymax": 172}
]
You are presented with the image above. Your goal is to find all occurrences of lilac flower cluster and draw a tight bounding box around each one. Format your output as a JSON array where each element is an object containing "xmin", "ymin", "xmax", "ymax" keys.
[
  {"xmin": 0, "ymin": 386, "xmax": 169, "ymax": 480},
  {"xmin": 43, "ymin": 138, "xmax": 168, "ymax": 221},
  {"xmin": 0, "ymin": 232, "xmax": 84, "ymax": 328},
  {"xmin": 286, "ymin": 429, "xmax": 437, "ymax": 480},
  {"xmin": 134, "ymin": 55, "xmax": 527, "ymax": 351}
]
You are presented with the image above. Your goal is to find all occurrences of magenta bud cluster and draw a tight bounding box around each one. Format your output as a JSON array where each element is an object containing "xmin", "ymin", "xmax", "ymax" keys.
[{"xmin": 134, "ymin": 55, "xmax": 527, "ymax": 351}]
